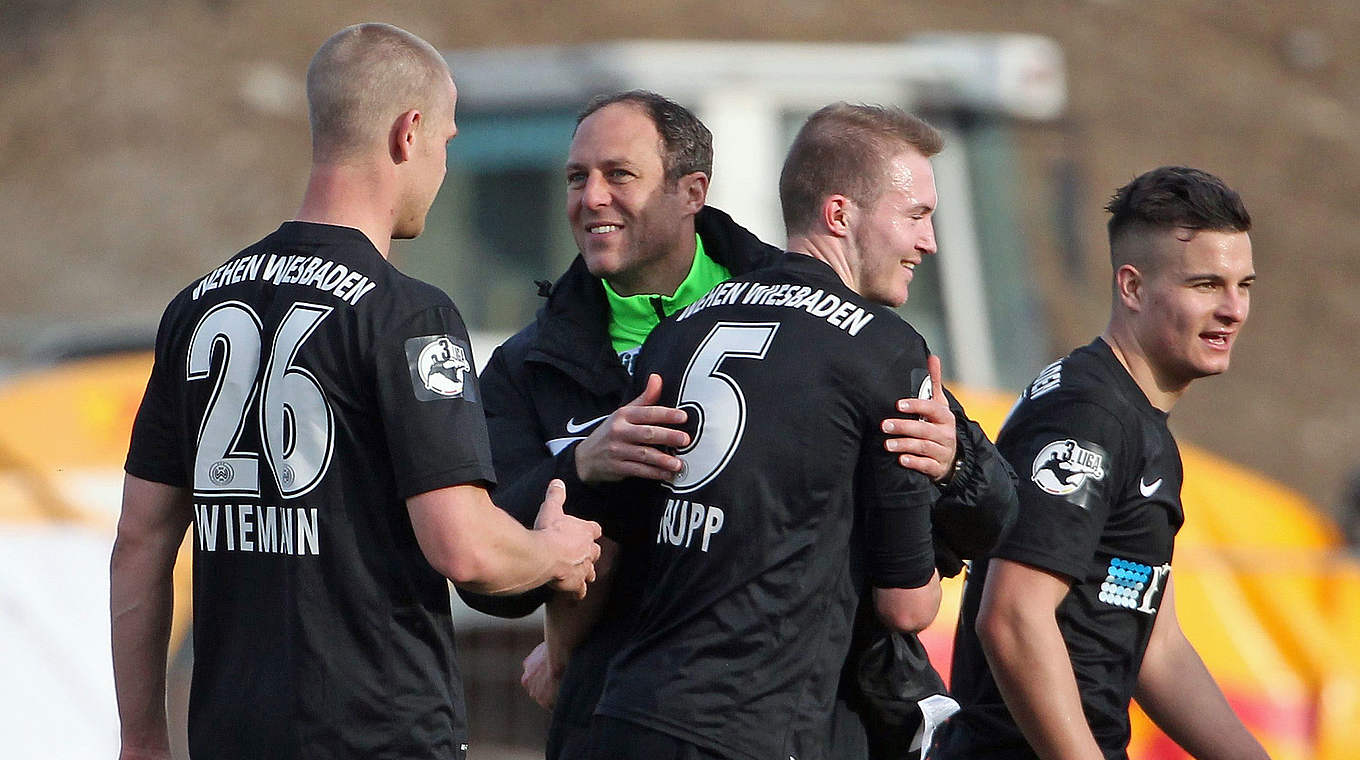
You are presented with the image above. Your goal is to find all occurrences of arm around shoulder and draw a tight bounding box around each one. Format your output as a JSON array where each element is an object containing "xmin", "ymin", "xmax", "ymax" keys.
[{"xmin": 932, "ymin": 387, "xmax": 1019, "ymax": 571}]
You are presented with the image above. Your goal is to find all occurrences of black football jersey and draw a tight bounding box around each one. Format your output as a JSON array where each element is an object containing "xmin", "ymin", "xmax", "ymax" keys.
[
  {"xmin": 593, "ymin": 253, "xmax": 937, "ymax": 760},
  {"xmin": 125, "ymin": 222, "xmax": 495, "ymax": 760},
  {"xmin": 937, "ymin": 338, "xmax": 1184, "ymax": 760}
]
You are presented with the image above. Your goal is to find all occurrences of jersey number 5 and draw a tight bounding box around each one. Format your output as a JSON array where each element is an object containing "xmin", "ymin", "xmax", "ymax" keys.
[
  {"xmin": 669, "ymin": 321, "xmax": 778, "ymax": 494},
  {"xmin": 187, "ymin": 300, "xmax": 335, "ymax": 498}
]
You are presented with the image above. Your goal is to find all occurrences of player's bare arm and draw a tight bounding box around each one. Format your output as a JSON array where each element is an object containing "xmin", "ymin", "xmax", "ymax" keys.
[
  {"xmin": 882, "ymin": 354, "xmax": 958, "ymax": 482},
  {"xmin": 976, "ymin": 558, "xmax": 1106, "ymax": 760},
  {"xmin": 873, "ymin": 571, "xmax": 943, "ymax": 632},
  {"xmin": 523, "ymin": 537, "xmax": 621, "ymax": 710},
  {"xmin": 574, "ymin": 373, "xmax": 689, "ymax": 483},
  {"xmin": 407, "ymin": 479, "xmax": 601, "ymax": 599},
  {"xmin": 110, "ymin": 475, "xmax": 194, "ymax": 760},
  {"xmin": 1135, "ymin": 577, "xmax": 1271, "ymax": 760}
]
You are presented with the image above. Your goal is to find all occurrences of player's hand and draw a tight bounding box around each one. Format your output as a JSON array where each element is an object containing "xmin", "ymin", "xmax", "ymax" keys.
[
  {"xmin": 882, "ymin": 354, "xmax": 958, "ymax": 482},
  {"xmin": 534, "ymin": 479, "xmax": 602, "ymax": 599},
  {"xmin": 574, "ymin": 373, "xmax": 690, "ymax": 483},
  {"xmin": 520, "ymin": 640, "xmax": 562, "ymax": 711}
]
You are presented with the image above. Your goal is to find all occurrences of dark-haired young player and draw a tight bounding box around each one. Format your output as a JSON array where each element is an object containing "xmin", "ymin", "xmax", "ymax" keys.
[{"xmin": 935, "ymin": 166, "xmax": 1270, "ymax": 760}]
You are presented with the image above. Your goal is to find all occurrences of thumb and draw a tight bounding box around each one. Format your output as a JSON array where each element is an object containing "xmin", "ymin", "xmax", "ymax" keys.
[
  {"xmin": 537, "ymin": 478, "xmax": 567, "ymax": 522},
  {"xmin": 627, "ymin": 372, "xmax": 664, "ymax": 407},
  {"xmin": 926, "ymin": 354, "xmax": 943, "ymax": 401}
]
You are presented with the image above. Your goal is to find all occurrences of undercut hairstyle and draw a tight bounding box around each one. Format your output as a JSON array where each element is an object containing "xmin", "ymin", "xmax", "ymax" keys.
[
  {"xmin": 1105, "ymin": 166, "xmax": 1252, "ymax": 272},
  {"xmin": 779, "ymin": 103, "xmax": 943, "ymax": 236},
  {"xmin": 576, "ymin": 90, "xmax": 713, "ymax": 184},
  {"xmin": 307, "ymin": 23, "xmax": 452, "ymax": 164}
]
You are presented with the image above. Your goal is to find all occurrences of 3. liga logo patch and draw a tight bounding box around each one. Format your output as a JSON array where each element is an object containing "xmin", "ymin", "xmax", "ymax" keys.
[
  {"xmin": 405, "ymin": 335, "xmax": 477, "ymax": 402},
  {"xmin": 1031, "ymin": 438, "xmax": 1106, "ymax": 496}
]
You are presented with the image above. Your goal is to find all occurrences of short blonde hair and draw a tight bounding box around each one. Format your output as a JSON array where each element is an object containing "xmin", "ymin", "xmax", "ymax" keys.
[
  {"xmin": 779, "ymin": 103, "xmax": 943, "ymax": 236},
  {"xmin": 306, "ymin": 23, "xmax": 451, "ymax": 163}
]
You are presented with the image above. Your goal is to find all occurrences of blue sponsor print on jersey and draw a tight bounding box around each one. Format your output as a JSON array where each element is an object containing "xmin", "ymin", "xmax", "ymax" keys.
[
  {"xmin": 1098, "ymin": 557, "xmax": 1171, "ymax": 615},
  {"xmin": 1099, "ymin": 557, "xmax": 1151, "ymax": 609}
]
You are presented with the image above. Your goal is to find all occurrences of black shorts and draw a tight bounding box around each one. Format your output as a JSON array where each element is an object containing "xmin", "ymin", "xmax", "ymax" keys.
[{"xmin": 588, "ymin": 716, "xmax": 728, "ymax": 760}]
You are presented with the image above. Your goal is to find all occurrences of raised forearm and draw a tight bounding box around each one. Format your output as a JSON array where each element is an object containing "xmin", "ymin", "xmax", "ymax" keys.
[
  {"xmin": 410, "ymin": 484, "xmax": 598, "ymax": 599},
  {"xmin": 545, "ymin": 538, "xmax": 619, "ymax": 674}
]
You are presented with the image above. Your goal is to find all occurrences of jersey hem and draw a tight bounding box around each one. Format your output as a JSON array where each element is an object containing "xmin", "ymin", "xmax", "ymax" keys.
[
  {"xmin": 594, "ymin": 706, "xmax": 764, "ymax": 760},
  {"xmin": 400, "ymin": 465, "xmax": 497, "ymax": 501}
]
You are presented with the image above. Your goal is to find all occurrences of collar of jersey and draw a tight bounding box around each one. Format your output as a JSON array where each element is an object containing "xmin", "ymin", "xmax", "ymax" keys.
[
  {"xmin": 1092, "ymin": 337, "xmax": 1170, "ymax": 421},
  {"xmin": 602, "ymin": 234, "xmax": 731, "ymax": 353}
]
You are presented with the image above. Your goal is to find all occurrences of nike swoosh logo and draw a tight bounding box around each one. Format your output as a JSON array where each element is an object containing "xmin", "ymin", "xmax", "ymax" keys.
[
  {"xmin": 564, "ymin": 413, "xmax": 610, "ymax": 435},
  {"xmin": 1139, "ymin": 477, "xmax": 1163, "ymax": 497}
]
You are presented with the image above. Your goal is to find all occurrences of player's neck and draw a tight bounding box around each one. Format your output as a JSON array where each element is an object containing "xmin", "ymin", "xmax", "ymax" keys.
[
  {"xmin": 296, "ymin": 163, "xmax": 395, "ymax": 258},
  {"xmin": 1100, "ymin": 328, "xmax": 1186, "ymax": 413},
  {"xmin": 787, "ymin": 235, "xmax": 857, "ymax": 295}
]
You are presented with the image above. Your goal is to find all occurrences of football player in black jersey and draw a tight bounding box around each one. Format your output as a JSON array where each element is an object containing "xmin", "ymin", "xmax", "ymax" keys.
[
  {"xmin": 464, "ymin": 92, "xmax": 1016, "ymax": 760},
  {"xmin": 935, "ymin": 167, "xmax": 1269, "ymax": 760},
  {"xmin": 110, "ymin": 23, "xmax": 601, "ymax": 760},
  {"xmin": 578, "ymin": 103, "xmax": 957, "ymax": 760}
]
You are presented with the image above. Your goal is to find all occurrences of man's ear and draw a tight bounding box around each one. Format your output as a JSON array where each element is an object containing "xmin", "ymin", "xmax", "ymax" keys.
[
  {"xmin": 1115, "ymin": 264, "xmax": 1144, "ymax": 312},
  {"xmin": 390, "ymin": 108, "xmax": 421, "ymax": 163},
  {"xmin": 677, "ymin": 171, "xmax": 709, "ymax": 214},
  {"xmin": 821, "ymin": 195, "xmax": 853, "ymax": 238}
]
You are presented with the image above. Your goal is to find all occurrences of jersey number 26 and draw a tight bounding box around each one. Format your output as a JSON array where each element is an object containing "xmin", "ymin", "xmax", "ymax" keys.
[{"xmin": 187, "ymin": 300, "xmax": 335, "ymax": 499}]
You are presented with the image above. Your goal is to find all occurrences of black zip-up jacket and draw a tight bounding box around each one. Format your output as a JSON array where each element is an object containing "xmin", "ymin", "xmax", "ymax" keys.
[{"xmin": 460, "ymin": 206, "xmax": 1018, "ymax": 760}]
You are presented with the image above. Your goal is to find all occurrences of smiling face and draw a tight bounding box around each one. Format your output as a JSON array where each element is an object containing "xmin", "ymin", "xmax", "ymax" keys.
[
  {"xmin": 565, "ymin": 102, "xmax": 702, "ymax": 296},
  {"xmin": 849, "ymin": 148, "xmax": 938, "ymax": 307},
  {"xmin": 1130, "ymin": 228, "xmax": 1255, "ymax": 389}
]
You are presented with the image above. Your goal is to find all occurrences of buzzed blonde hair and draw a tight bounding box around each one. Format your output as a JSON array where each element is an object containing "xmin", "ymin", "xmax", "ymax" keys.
[{"xmin": 306, "ymin": 23, "xmax": 452, "ymax": 163}]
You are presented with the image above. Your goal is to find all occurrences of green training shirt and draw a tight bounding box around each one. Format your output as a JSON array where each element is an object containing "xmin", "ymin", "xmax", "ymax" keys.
[{"xmin": 603, "ymin": 234, "xmax": 731, "ymax": 364}]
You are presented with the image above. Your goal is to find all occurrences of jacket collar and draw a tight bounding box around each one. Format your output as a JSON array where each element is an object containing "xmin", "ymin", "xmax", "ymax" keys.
[{"xmin": 524, "ymin": 206, "xmax": 783, "ymax": 387}]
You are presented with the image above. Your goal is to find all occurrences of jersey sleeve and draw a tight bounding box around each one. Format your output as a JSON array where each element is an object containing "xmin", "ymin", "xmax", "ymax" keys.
[
  {"xmin": 929, "ymin": 386, "xmax": 1019, "ymax": 577},
  {"xmin": 857, "ymin": 339, "xmax": 937, "ymax": 590},
  {"xmin": 125, "ymin": 301, "xmax": 190, "ymax": 487},
  {"xmin": 481, "ymin": 342, "xmax": 588, "ymax": 525},
  {"xmin": 373, "ymin": 304, "xmax": 496, "ymax": 499},
  {"xmin": 993, "ymin": 398, "xmax": 1127, "ymax": 580}
]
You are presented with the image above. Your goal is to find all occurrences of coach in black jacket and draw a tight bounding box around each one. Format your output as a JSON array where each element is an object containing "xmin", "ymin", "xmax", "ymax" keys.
[{"xmin": 461, "ymin": 92, "xmax": 1017, "ymax": 760}]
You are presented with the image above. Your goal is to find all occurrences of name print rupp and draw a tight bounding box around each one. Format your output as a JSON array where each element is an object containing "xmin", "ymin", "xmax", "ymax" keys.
[{"xmin": 656, "ymin": 498, "xmax": 724, "ymax": 553}]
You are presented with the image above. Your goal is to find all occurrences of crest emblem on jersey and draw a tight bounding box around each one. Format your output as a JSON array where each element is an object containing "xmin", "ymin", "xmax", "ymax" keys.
[
  {"xmin": 1031, "ymin": 438, "xmax": 1106, "ymax": 496},
  {"xmin": 209, "ymin": 461, "xmax": 235, "ymax": 486},
  {"xmin": 405, "ymin": 335, "xmax": 477, "ymax": 402}
]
